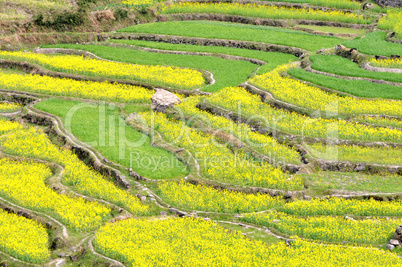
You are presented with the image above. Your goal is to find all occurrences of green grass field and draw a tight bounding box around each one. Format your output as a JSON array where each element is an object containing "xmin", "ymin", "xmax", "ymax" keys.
[
  {"xmin": 310, "ymin": 55, "xmax": 402, "ymax": 83},
  {"xmin": 297, "ymin": 25, "xmax": 366, "ymax": 35},
  {"xmin": 117, "ymin": 21, "xmax": 342, "ymax": 51},
  {"xmin": 301, "ymin": 171, "xmax": 402, "ymax": 194},
  {"xmin": 342, "ymin": 31, "xmax": 402, "ymax": 56},
  {"xmin": 288, "ymin": 68, "xmax": 402, "ymax": 100},
  {"xmin": 41, "ymin": 44, "xmax": 257, "ymax": 92},
  {"xmin": 34, "ymin": 98, "xmax": 189, "ymax": 180},
  {"xmin": 109, "ymin": 39, "xmax": 298, "ymax": 74},
  {"xmin": 160, "ymin": 3, "xmax": 369, "ymax": 24}
]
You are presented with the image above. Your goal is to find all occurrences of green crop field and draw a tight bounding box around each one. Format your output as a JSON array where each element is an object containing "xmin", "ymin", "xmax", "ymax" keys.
[
  {"xmin": 288, "ymin": 68, "xmax": 402, "ymax": 100},
  {"xmin": 342, "ymin": 31, "xmax": 402, "ymax": 56},
  {"xmin": 40, "ymin": 43, "xmax": 258, "ymax": 92},
  {"xmin": 309, "ymin": 55, "xmax": 402, "ymax": 83},
  {"xmin": 0, "ymin": 0, "xmax": 401, "ymax": 266},
  {"xmin": 118, "ymin": 20, "xmax": 342, "ymax": 51}
]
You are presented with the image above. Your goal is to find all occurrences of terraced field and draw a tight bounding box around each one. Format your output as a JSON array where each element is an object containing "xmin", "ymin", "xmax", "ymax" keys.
[{"xmin": 0, "ymin": 0, "xmax": 401, "ymax": 266}]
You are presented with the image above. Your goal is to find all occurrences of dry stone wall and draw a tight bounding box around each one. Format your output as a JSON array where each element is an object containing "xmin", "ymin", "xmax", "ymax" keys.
[{"xmin": 375, "ymin": 0, "xmax": 402, "ymax": 7}]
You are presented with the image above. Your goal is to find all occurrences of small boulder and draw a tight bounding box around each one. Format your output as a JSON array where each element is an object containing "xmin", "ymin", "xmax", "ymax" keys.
[
  {"xmin": 355, "ymin": 164, "xmax": 366, "ymax": 172},
  {"xmin": 160, "ymin": 211, "xmax": 168, "ymax": 216},
  {"xmin": 57, "ymin": 252, "xmax": 66, "ymax": 258},
  {"xmin": 375, "ymin": 55, "xmax": 388, "ymax": 60},
  {"xmin": 169, "ymin": 208, "xmax": 179, "ymax": 214},
  {"xmin": 389, "ymin": 239, "xmax": 400, "ymax": 246},
  {"xmin": 363, "ymin": 3, "xmax": 374, "ymax": 10},
  {"xmin": 285, "ymin": 239, "xmax": 293, "ymax": 246},
  {"xmin": 302, "ymin": 157, "xmax": 309, "ymax": 164},
  {"xmin": 396, "ymin": 226, "xmax": 402, "ymax": 234},
  {"xmin": 151, "ymin": 89, "xmax": 181, "ymax": 112},
  {"xmin": 335, "ymin": 44, "xmax": 348, "ymax": 52},
  {"xmin": 344, "ymin": 216, "xmax": 354, "ymax": 221},
  {"xmin": 138, "ymin": 196, "xmax": 147, "ymax": 202},
  {"xmin": 285, "ymin": 192, "xmax": 292, "ymax": 199},
  {"xmin": 16, "ymin": 210, "xmax": 32, "ymax": 219},
  {"xmin": 51, "ymin": 237, "xmax": 65, "ymax": 250},
  {"xmin": 56, "ymin": 259, "xmax": 66, "ymax": 267},
  {"xmin": 392, "ymin": 232, "xmax": 401, "ymax": 240},
  {"xmin": 386, "ymin": 244, "xmax": 395, "ymax": 251},
  {"xmin": 115, "ymin": 215, "xmax": 126, "ymax": 221}
]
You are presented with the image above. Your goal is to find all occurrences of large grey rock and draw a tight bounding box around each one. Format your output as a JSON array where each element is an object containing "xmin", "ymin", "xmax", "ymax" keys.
[{"xmin": 151, "ymin": 89, "xmax": 181, "ymax": 112}]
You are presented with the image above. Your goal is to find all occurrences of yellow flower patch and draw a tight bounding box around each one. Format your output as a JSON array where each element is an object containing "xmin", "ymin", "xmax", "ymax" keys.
[{"xmin": 0, "ymin": 51, "xmax": 205, "ymax": 90}]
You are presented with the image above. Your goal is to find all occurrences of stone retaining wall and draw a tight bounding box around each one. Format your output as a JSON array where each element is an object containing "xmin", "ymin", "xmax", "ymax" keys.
[
  {"xmin": 112, "ymin": 33, "xmax": 307, "ymax": 57},
  {"xmin": 386, "ymin": 223, "xmax": 402, "ymax": 250},
  {"xmin": 375, "ymin": 0, "xmax": 402, "ymax": 7}
]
